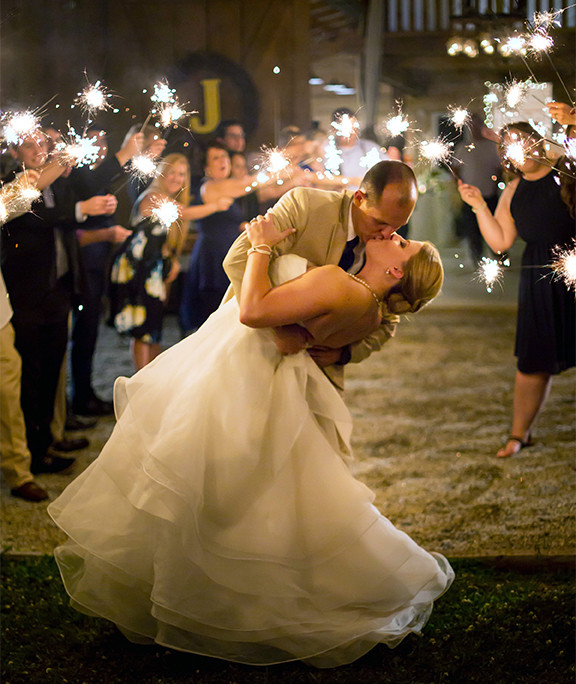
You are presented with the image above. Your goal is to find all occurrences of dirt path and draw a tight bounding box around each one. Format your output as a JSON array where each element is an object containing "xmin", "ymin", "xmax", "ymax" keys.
[{"xmin": 2, "ymin": 307, "xmax": 574, "ymax": 557}]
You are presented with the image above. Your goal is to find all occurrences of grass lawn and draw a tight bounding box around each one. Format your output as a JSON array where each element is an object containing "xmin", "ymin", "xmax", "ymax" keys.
[{"xmin": 1, "ymin": 556, "xmax": 574, "ymax": 684}]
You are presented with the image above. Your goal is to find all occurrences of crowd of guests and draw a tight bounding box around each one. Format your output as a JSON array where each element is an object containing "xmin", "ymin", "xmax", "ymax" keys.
[{"xmin": 1, "ymin": 101, "xmax": 574, "ymax": 502}]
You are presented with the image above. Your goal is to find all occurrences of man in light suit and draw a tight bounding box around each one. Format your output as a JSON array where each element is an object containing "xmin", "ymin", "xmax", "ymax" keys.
[{"xmin": 223, "ymin": 160, "xmax": 418, "ymax": 388}]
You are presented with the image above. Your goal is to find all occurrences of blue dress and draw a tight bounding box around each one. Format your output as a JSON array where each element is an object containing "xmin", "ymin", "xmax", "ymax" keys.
[
  {"xmin": 180, "ymin": 190, "xmax": 246, "ymax": 332},
  {"xmin": 510, "ymin": 167, "xmax": 575, "ymax": 374}
]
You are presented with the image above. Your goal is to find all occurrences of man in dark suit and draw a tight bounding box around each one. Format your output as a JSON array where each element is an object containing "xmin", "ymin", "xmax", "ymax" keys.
[{"xmin": 1, "ymin": 132, "xmax": 115, "ymax": 473}]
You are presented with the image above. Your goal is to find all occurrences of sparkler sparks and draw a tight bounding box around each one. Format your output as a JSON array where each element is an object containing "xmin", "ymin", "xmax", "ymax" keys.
[
  {"xmin": 151, "ymin": 198, "xmax": 180, "ymax": 230},
  {"xmin": 419, "ymin": 137, "xmax": 453, "ymax": 165},
  {"xmin": 323, "ymin": 135, "xmax": 342, "ymax": 175},
  {"xmin": 359, "ymin": 147, "xmax": 382, "ymax": 170},
  {"xmin": 549, "ymin": 241, "xmax": 576, "ymax": 293},
  {"xmin": 148, "ymin": 81, "xmax": 194, "ymax": 129},
  {"xmin": 504, "ymin": 79, "xmax": 528, "ymax": 109},
  {"xmin": 130, "ymin": 154, "xmax": 159, "ymax": 182},
  {"xmin": 2, "ymin": 111, "xmax": 41, "ymax": 146},
  {"xmin": 331, "ymin": 113, "xmax": 359, "ymax": 140},
  {"xmin": 475, "ymin": 257, "xmax": 507, "ymax": 293},
  {"xmin": 527, "ymin": 29, "xmax": 554, "ymax": 55},
  {"xmin": 74, "ymin": 80, "xmax": 112, "ymax": 117},
  {"xmin": 449, "ymin": 107, "xmax": 470, "ymax": 130},
  {"xmin": 55, "ymin": 127, "xmax": 102, "ymax": 168},
  {"xmin": 0, "ymin": 173, "xmax": 43, "ymax": 223}
]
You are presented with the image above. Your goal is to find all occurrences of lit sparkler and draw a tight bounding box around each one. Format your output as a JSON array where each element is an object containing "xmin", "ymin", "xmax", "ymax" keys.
[
  {"xmin": 2, "ymin": 111, "xmax": 41, "ymax": 146},
  {"xmin": 419, "ymin": 137, "xmax": 453, "ymax": 165},
  {"xmin": 74, "ymin": 80, "xmax": 112, "ymax": 117},
  {"xmin": 56, "ymin": 127, "xmax": 102, "ymax": 168},
  {"xmin": 359, "ymin": 147, "xmax": 382, "ymax": 170},
  {"xmin": 323, "ymin": 135, "xmax": 342, "ymax": 174},
  {"xmin": 504, "ymin": 79, "xmax": 528, "ymax": 109},
  {"xmin": 527, "ymin": 28, "xmax": 554, "ymax": 55},
  {"xmin": 130, "ymin": 154, "xmax": 159, "ymax": 182},
  {"xmin": 331, "ymin": 113, "xmax": 359, "ymax": 139},
  {"xmin": 532, "ymin": 10, "xmax": 562, "ymax": 30},
  {"xmin": 151, "ymin": 198, "xmax": 180, "ymax": 230},
  {"xmin": 383, "ymin": 103, "xmax": 411, "ymax": 138},
  {"xmin": 149, "ymin": 81, "xmax": 194, "ymax": 130},
  {"xmin": 475, "ymin": 256, "xmax": 506, "ymax": 293},
  {"xmin": 151, "ymin": 81, "xmax": 175, "ymax": 104},
  {"xmin": 549, "ymin": 241, "xmax": 576, "ymax": 293},
  {"xmin": 449, "ymin": 106, "xmax": 470, "ymax": 130}
]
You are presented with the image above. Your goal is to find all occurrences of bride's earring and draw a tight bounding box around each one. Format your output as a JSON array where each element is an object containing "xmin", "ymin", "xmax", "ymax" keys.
[{"xmin": 386, "ymin": 268, "xmax": 390, "ymax": 275}]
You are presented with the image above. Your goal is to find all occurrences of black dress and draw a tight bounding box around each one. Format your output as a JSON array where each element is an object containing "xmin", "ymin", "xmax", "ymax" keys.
[{"xmin": 510, "ymin": 167, "xmax": 575, "ymax": 374}]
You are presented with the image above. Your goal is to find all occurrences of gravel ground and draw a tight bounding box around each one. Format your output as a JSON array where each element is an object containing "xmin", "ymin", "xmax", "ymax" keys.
[{"xmin": 2, "ymin": 254, "xmax": 575, "ymax": 558}]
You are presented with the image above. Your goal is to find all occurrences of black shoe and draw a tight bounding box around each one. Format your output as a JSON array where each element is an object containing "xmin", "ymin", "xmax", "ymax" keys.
[
  {"xmin": 11, "ymin": 481, "xmax": 49, "ymax": 502},
  {"xmin": 73, "ymin": 395, "xmax": 114, "ymax": 417},
  {"xmin": 31, "ymin": 455, "xmax": 76, "ymax": 475},
  {"xmin": 51, "ymin": 437, "xmax": 89, "ymax": 452},
  {"xmin": 65, "ymin": 414, "xmax": 97, "ymax": 431}
]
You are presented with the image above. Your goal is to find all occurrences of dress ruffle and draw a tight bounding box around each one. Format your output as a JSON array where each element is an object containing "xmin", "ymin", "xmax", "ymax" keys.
[{"xmin": 49, "ymin": 255, "xmax": 453, "ymax": 668}]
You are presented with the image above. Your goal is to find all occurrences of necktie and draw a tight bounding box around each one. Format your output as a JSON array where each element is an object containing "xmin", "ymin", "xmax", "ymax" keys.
[{"xmin": 338, "ymin": 236, "xmax": 359, "ymax": 271}]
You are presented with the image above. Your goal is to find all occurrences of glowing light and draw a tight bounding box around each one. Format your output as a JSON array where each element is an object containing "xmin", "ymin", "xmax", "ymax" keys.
[
  {"xmin": 359, "ymin": 147, "xmax": 381, "ymax": 170},
  {"xmin": 151, "ymin": 199, "xmax": 179, "ymax": 229},
  {"xmin": 475, "ymin": 257, "xmax": 504, "ymax": 293},
  {"xmin": 263, "ymin": 148, "xmax": 290, "ymax": 175},
  {"xmin": 130, "ymin": 154, "xmax": 158, "ymax": 182},
  {"xmin": 419, "ymin": 137, "xmax": 453, "ymax": 165},
  {"xmin": 151, "ymin": 81, "xmax": 174, "ymax": 104},
  {"xmin": 56, "ymin": 128, "xmax": 102, "ymax": 168},
  {"xmin": 331, "ymin": 113, "xmax": 359, "ymax": 139},
  {"xmin": 532, "ymin": 10, "xmax": 561, "ymax": 29},
  {"xmin": 504, "ymin": 35, "xmax": 526, "ymax": 55},
  {"xmin": 449, "ymin": 106, "xmax": 470, "ymax": 130},
  {"xmin": 504, "ymin": 80, "xmax": 527, "ymax": 109},
  {"xmin": 157, "ymin": 101, "xmax": 188, "ymax": 128},
  {"xmin": 549, "ymin": 241, "xmax": 576, "ymax": 293},
  {"xmin": 323, "ymin": 135, "xmax": 342, "ymax": 174},
  {"xmin": 528, "ymin": 29, "xmax": 554, "ymax": 54},
  {"xmin": 384, "ymin": 112, "xmax": 410, "ymax": 137},
  {"xmin": 2, "ymin": 111, "xmax": 41, "ymax": 146},
  {"xmin": 75, "ymin": 80, "xmax": 112, "ymax": 116},
  {"xmin": 504, "ymin": 140, "xmax": 527, "ymax": 166}
]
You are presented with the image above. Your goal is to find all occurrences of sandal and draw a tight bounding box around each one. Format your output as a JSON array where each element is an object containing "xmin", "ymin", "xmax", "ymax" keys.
[{"xmin": 496, "ymin": 434, "xmax": 534, "ymax": 459}]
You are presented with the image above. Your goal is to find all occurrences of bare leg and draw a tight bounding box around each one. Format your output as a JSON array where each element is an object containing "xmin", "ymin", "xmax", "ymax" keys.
[{"xmin": 497, "ymin": 370, "xmax": 552, "ymax": 458}]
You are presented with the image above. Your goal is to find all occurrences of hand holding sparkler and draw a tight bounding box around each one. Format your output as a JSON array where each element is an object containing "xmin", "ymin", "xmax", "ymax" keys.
[
  {"xmin": 457, "ymin": 180, "xmax": 488, "ymax": 213},
  {"xmin": 80, "ymin": 194, "xmax": 118, "ymax": 217},
  {"xmin": 546, "ymin": 101, "xmax": 576, "ymax": 127}
]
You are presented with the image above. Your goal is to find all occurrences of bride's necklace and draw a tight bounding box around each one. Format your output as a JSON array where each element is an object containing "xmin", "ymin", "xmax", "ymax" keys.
[{"xmin": 347, "ymin": 272, "xmax": 382, "ymax": 311}]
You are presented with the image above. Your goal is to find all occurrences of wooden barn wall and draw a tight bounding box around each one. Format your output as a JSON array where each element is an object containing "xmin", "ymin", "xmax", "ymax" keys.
[{"xmin": 0, "ymin": 0, "xmax": 311, "ymax": 152}]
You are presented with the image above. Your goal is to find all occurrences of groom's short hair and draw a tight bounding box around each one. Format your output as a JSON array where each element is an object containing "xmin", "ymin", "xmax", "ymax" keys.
[{"xmin": 361, "ymin": 161, "xmax": 417, "ymax": 207}]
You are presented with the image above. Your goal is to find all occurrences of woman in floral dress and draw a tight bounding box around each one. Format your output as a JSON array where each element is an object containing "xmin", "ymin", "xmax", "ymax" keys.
[{"xmin": 111, "ymin": 153, "xmax": 232, "ymax": 370}]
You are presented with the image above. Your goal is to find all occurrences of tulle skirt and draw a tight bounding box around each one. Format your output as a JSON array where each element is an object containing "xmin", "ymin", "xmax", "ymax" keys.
[{"xmin": 49, "ymin": 259, "xmax": 453, "ymax": 668}]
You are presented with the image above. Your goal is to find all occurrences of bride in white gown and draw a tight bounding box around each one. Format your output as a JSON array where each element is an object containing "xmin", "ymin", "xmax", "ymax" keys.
[{"xmin": 49, "ymin": 216, "xmax": 453, "ymax": 668}]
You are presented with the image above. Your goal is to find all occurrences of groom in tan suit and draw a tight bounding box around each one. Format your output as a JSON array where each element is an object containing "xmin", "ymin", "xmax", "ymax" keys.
[{"xmin": 223, "ymin": 160, "xmax": 418, "ymax": 388}]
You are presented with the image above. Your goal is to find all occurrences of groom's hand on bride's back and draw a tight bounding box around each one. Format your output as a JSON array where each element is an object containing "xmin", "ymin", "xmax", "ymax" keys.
[
  {"xmin": 307, "ymin": 346, "xmax": 346, "ymax": 367},
  {"xmin": 273, "ymin": 324, "xmax": 312, "ymax": 355}
]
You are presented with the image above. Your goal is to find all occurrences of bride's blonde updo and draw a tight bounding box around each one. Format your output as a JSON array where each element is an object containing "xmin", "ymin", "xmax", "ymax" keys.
[{"xmin": 384, "ymin": 242, "xmax": 444, "ymax": 315}]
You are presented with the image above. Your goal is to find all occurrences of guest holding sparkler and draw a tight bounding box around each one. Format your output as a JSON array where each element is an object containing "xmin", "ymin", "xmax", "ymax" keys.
[
  {"xmin": 180, "ymin": 142, "xmax": 270, "ymax": 334},
  {"xmin": 122, "ymin": 122, "xmax": 167, "ymax": 205},
  {"xmin": 1, "ymin": 131, "xmax": 116, "ymax": 474},
  {"xmin": 452, "ymin": 113, "xmax": 502, "ymax": 265},
  {"xmin": 458, "ymin": 122, "xmax": 575, "ymax": 458},
  {"xmin": 67, "ymin": 125, "xmax": 148, "ymax": 415},
  {"xmin": 111, "ymin": 153, "xmax": 232, "ymax": 369}
]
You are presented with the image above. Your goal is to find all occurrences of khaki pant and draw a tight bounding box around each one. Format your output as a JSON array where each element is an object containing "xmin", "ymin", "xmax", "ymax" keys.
[{"xmin": 0, "ymin": 322, "xmax": 33, "ymax": 489}]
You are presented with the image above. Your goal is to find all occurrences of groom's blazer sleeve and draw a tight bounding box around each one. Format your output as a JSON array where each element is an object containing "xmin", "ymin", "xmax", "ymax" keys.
[{"xmin": 221, "ymin": 187, "xmax": 398, "ymax": 381}]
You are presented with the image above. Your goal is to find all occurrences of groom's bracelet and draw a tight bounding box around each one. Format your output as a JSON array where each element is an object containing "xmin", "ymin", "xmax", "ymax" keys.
[{"xmin": 247, "ymin": 245, "xmax": 273, "ymax": 257}]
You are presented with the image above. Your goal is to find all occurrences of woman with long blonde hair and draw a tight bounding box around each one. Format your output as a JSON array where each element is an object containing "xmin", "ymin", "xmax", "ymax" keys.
[{"xmin": 110, "ymin": 153, "xmax": 232, "ymax": 369}]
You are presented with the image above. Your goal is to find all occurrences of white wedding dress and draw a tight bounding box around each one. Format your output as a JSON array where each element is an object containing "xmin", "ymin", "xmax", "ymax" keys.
[{"xmin": 49, "ymin": 255, "xmax": 453, "ymax": 668}]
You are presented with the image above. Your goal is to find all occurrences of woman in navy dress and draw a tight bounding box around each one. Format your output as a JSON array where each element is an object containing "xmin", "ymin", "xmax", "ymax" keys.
[
  {"xmin": 180, "ymin": 143, "xmax": 262, "ymax": 334},
  {"xmin": 459, "ymin": 122, "xmax": 575, "ymax": 457}
]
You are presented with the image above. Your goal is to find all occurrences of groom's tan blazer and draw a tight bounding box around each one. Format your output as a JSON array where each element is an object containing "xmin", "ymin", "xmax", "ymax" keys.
[{"xmin": 222, "ymin": 186, "xmax": 399, "ymax": 389}]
